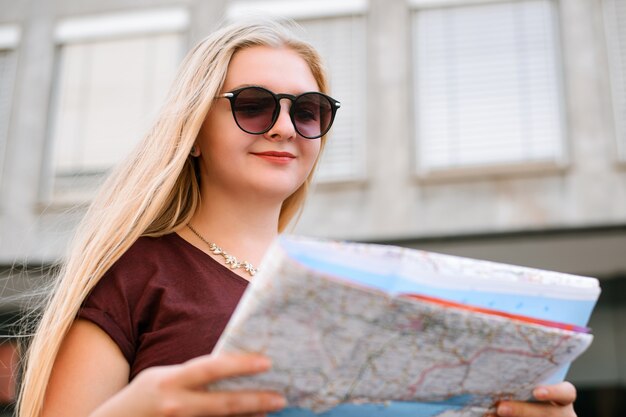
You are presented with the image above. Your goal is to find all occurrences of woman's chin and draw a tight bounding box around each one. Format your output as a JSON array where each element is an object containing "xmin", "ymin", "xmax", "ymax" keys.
[{"xmin": 248, "ymin": 180, "xmax": 304, "ymax": 203}]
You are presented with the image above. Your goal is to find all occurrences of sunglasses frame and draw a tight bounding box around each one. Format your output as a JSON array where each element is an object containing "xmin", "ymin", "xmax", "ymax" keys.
[{"xmin": 217, "ymin": 86, "xmax": 341, "ymax": 139}]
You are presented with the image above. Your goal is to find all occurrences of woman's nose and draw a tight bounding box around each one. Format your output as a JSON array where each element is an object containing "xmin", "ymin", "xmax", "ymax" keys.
[{"xmin": 263, "ymin": 99, "xmax": 296, "ymax": 141}]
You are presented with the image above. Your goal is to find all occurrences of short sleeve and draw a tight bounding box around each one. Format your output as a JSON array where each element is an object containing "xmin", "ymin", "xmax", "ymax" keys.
[
  {"xmin": 79, "ymin": 305, "xmax": 135, "ymax": 363},
  {"xmin": 77, "ymin": 243, "xmax": 155, "ymax": 365},
  {"xmin": 75, "ymin": 233, "xmax": 248, "ymax": 380}
]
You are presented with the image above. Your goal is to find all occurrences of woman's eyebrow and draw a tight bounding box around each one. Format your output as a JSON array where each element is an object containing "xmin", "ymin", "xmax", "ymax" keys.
[
  {"xmin": 224, "ymin": 84, "xmax": 317, "ymax": 95},
  {"xmin": 218, "ymin": 83, "xmax": 258, "ymax": 94},
  {"xmin": 227, "ymin": 83, "xmax": 258, "ymax": 90}
]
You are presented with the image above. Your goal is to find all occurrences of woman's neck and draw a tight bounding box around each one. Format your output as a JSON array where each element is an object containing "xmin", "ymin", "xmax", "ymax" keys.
[{"xmin": 180, "ymin": 187, "xmax": 284, "ymax": 275}]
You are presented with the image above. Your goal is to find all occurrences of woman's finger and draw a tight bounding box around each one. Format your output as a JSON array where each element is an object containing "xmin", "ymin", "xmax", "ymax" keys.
[
  {"xmin": 496, "ymin": 400, "xmax": 574, "ymax": 417},
  {"xmin": 532, "ymin": 382, "xmax": 577, "ymax": 405},
  {"xmin": 180, "ymin": 390, "xmax": 286, "ymax": 416},
  {"xmin": 230, "ymin": 414, "xmax": 268, "ymax": 417},
  {"xmin": 229, "ymin": 413, "xmax": 268, "ymax": 417},
  {"xmin": 174, "ymin": 353, "xmax": 272, "ymax": 388}
]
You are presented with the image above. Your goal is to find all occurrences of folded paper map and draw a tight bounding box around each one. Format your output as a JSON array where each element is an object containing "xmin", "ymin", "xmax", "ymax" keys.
[{"xmin": 212, "ymin": 236, "xmax": 600, "ymax": 417}]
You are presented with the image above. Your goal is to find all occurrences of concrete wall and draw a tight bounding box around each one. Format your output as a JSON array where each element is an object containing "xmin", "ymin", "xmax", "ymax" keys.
[
  {"xmin": 1, "ymin": 0, "xmax": 624, "ymax": 261},
  {"xmin": 0, "ymin": 0, "xmax": 228, "ymax": 263},
  {"xmin": 296, "ymin": 0, "xmax": 626, "ymax": 242}
]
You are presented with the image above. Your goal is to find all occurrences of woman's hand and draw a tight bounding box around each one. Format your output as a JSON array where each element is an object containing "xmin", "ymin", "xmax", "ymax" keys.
[
  {"xmin": 491, "ymin": 382, "xmax": 577, "ymax": 417},
  {"xmin": 91, "ymin": 352, "xmax": 286, "ymax": 417}
]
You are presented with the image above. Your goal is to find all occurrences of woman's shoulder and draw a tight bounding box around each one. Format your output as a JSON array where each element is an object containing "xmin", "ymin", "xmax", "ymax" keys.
[
  {"xmin": 125, "ymin": 232, "xmax": 182, "ymax": 255},
  {"xmin": 107, "ymin": 232, "xmax": 236, "ymax": 281},
  {"xmin": 103, "ymin": 231, "xmax": 246, "ymax": 289},
  {"xmin": 85, "ymin": 233, "xmax": 188, "ymax": 305},
  {"xmin": 114, "ymin": 232, "xmax": 187, "ymax": 265},
  {"xmin": 80, "ymin": 233, "xmax": 193, "ymax": 361},
  {"xmin": 104, "ymin": 232, "xmax": 187, "ymax": 281}
]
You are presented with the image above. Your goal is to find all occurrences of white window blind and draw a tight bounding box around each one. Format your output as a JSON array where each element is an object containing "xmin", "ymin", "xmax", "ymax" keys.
[
  {"xmin": 46, "ymin": 9, "xmax": 188, "ymax": 201},
  {"xmin": 412, "ymin": 0, "xmax": 565, "ymax": 175},
  {"xmin": 604, "ymin": 0, "xmax": 626, "ymax": 162},
  {"xmin": 50, "ymin": 34, "xmax": 182, "ymax": 178},
  {"xmin": 226, "ymin": 0, "xmax": 368, "ymax": 21},
  {"xmin": 298, "ymin": 16, "xmax": 367, "ymax": 182},
  {"xmin": 0, "ymin": 49, "xmax": 18, "ymax": 180}
]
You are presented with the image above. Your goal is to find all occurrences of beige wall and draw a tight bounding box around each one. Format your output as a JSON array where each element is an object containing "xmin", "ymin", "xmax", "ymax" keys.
[
  {"xmin": 296, "ymin": 0, "xmax": 626, "ymax": 241},
  {"xmin": 1, "ymin": 0, "xmax": 624, "ymax": 259}
]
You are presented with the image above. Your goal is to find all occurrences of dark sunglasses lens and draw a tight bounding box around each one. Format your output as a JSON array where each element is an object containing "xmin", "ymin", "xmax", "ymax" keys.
[
  {"xmin": 293, "ymin": 93, "xmax": 333, "ymax": 138},
  {"xmin": 232, "ymin": 88, "xmax": 277, "ymax": 134}
]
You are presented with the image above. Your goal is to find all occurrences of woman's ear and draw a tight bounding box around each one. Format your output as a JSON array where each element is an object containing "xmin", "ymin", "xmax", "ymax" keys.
[{"xmin": 190, "ymin": 144, "xmax": 201, "ymax": 157}]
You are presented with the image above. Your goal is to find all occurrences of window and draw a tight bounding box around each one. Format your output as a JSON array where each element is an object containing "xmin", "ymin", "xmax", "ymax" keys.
[
  {"xmin": 297, "ymin": 16, "xmax": 367, "ymax": 182},
  {"xmin": 47, "ymin": 8, "xmax": 188, "ymax": 202},
  {"xmin": 411, "ymin": 0, "xmax": 566, "ymax": 177},
  {"xmin": 227, "ymin": 0, "xmax": 368, "ymax": 182},
  {"xmin": 604, "ymin": 0, "xmax": 626, "ymax": 162},
  {"xmin": 0, "ymin": 25, "xmax": 20, "ymax": 182}
]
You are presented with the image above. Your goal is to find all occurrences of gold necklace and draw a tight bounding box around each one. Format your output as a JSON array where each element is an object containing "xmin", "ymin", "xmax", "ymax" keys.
[{"xmin": 187, "ymin": 224, "xmax": 258, "ymax": 277}]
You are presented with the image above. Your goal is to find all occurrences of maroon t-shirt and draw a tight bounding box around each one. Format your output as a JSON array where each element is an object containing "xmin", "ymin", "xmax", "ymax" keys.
[{"xmin": 78, "ymin": 232, "xmax": 248, "ymax": 380}]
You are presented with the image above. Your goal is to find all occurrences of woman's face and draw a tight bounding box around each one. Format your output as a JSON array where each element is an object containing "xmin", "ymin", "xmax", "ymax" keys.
[{"xmin": 196, "ymin": 45, "xmax": 322, "ymax": 203}]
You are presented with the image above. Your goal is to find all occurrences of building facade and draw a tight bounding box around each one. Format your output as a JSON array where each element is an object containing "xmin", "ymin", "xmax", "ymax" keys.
[{"xmin": 0, "ymin": 0, "xmax": 625, "ymax": 415}]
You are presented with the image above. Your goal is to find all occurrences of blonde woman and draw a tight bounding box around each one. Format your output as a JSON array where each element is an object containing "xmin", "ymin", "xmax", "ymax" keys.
[{"xmin": 19, "ymin": 20, "xmax": 578, "ymax": 417}]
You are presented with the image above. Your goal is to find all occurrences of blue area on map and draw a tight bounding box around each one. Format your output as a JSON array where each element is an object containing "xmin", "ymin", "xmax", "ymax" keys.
[
  {"xmin": 286, "ymin": 250, "xmax": 595, "ymax": 327},
  {"xmin": 271, "ymin": 396, "xmax": 477, "ymax": 417}
]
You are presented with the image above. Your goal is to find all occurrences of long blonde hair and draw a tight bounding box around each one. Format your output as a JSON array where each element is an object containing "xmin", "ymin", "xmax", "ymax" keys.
[{"xmin": 18, "ymin": 19, "xmax": 329, "ymax": 417}]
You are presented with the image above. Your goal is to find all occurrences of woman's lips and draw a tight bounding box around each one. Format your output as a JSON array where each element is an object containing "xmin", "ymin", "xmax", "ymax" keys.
[{"xmin": 251, "ymin": 151, "xmax": 296, "ymax": 164}]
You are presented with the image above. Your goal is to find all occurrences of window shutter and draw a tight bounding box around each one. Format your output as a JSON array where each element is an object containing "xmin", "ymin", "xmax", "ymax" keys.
[
  {"xmin": 0, "ymin": 50, "xmax": 17, "ymax": 179},
  {"xmin": 412, "ymin": 0, "xmax": 565, "ymax": 174},
  {"xmin": 298, "ymin": 16, "xmax": 367, "ymax": 182},
  {"xmin": 604, "ymin": 0, "xmax": 626, "ymax": 161},
  {"xmin": 50, "ymin": 33, "xmax": 183, "ymax": 179}
]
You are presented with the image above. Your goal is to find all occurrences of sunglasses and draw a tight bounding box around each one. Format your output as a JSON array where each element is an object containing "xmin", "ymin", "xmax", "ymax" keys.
[{"xmin": 217, "ymin": 86, "xmax": 341, "ymax": 139}]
